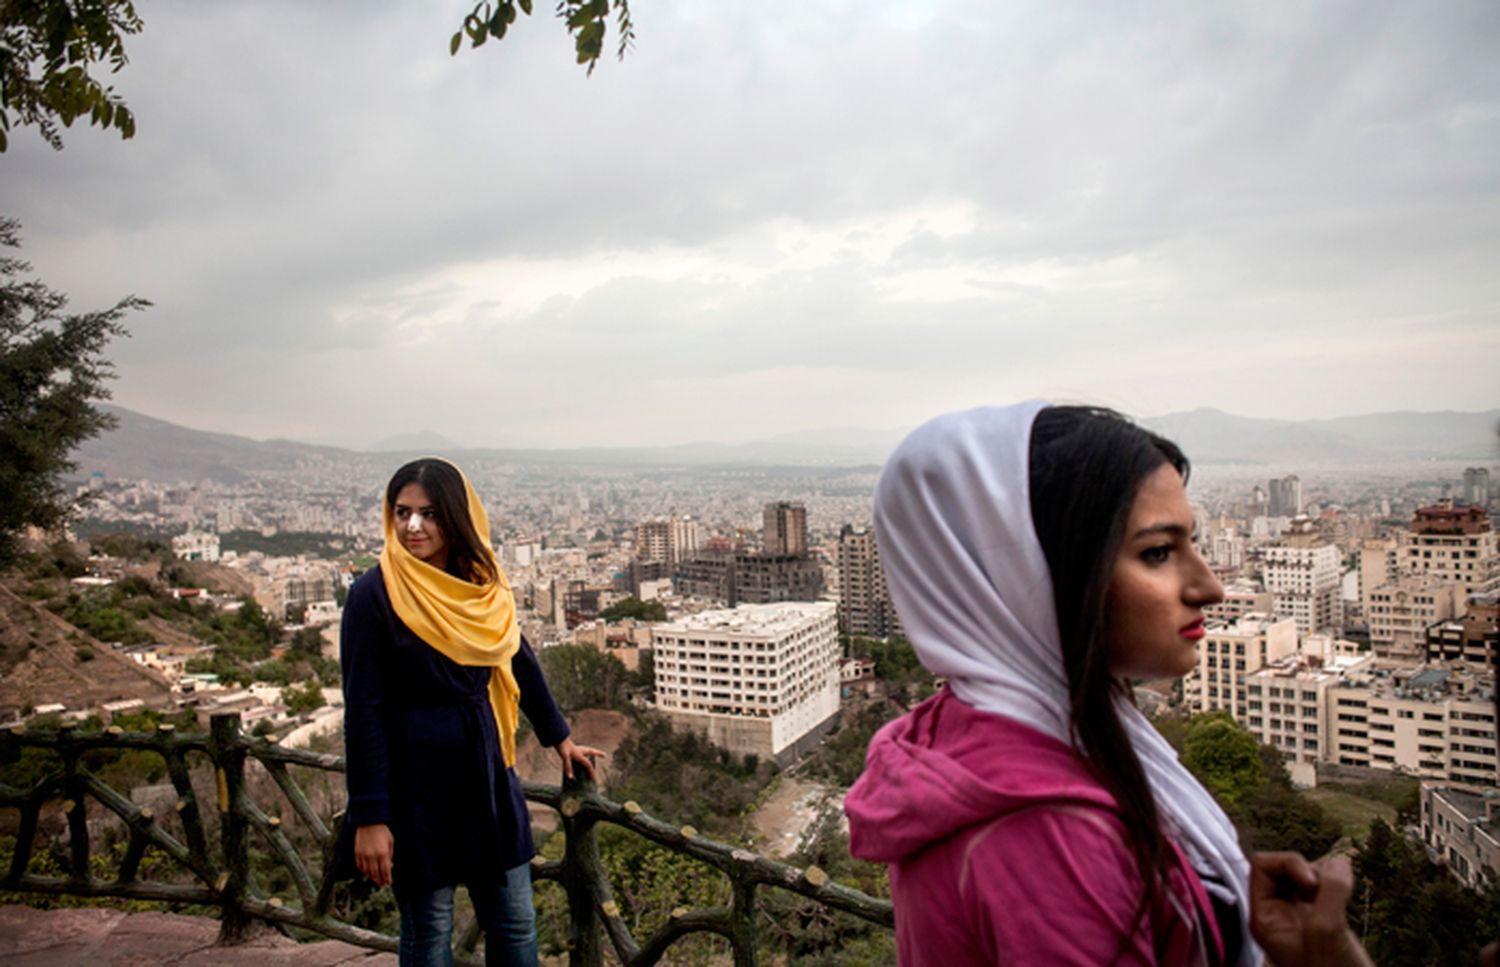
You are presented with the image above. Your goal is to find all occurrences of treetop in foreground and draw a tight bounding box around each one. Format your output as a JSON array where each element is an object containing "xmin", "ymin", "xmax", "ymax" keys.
[
  {"xmin": 0, "ymin": 0, "xmax": 142, "ymax": 152},
  {"xmin": 0, "ymin": 217, "xmax": 145, "ymax": 563}
]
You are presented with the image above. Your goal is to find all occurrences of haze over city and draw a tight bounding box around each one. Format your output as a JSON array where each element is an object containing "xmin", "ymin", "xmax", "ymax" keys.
[{"xmin": 4, "ymin": 1, "xmax": 1499, "ymax": 449}]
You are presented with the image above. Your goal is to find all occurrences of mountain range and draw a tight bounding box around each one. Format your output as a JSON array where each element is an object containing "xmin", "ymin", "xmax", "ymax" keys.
[{"xmin": 69, "ymin": 405, "xmax": 1499, "ymax": 484}]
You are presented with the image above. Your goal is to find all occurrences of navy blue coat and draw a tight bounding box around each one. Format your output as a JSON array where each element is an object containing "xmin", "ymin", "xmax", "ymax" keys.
[{"xmin": 340, "ymin": 566, "xmax": 569, "ymax": 894}]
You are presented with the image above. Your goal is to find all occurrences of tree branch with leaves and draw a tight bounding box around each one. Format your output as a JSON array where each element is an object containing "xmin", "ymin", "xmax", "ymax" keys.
[
  {"xmin": 452, "ymin": 0, "xmax": 633, "ymax": 73},
  {"xmin": 0, "ymin": 0, "xmax": 142, "ymax": 152}
]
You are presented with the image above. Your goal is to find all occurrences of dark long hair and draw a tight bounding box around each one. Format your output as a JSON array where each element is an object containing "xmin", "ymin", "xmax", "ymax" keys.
[
  {"xmin": 1028, "ymin": 405, "xmax": 1189, "ymax": 938},
  {"xmin": 385, "ymin": 458, "xmax": 498, "ymax": 586}
]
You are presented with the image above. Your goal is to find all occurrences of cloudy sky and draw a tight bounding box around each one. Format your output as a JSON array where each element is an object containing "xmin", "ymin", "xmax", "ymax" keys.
[{"xmin": 5, "ymin": 1, "xmax": 1499, "ymax": 448}]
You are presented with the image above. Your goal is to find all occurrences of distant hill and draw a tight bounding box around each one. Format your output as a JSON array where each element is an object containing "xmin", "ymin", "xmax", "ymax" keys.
[
  {"xmin": 74, "ymin": 405, "xmax": 359, "ymax": 484},
  {"xmin": 1142, "ymin": 408, "xmax": 1500, "ymax": 465},
  {"xmin": 67, "ymin": 404, "xmax": 1499, "ymax": 484},
  {"xmin": 366, "ymin": 430, "xmax": 465, "ymax": 453}
]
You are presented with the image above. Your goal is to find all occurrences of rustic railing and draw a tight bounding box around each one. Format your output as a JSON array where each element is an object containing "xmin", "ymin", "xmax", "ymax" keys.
[{"xmin": 0, "ymin": 712, "xmax": 892, "ymax": 964}]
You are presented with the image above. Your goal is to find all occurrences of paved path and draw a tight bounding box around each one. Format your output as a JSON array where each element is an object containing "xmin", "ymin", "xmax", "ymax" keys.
[{"xmin": 0, "ymin": 906, "xmax": 397, "ymax": 966}]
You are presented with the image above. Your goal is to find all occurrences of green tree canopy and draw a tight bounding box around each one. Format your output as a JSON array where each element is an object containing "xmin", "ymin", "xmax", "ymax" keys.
[
  {"xmin": 281, "ymin": 679, "xmax": 325, "ymax": 716},
  {"xmin": 0, "ymin": 219, "xmax": 144, "ymax": 563},
  {"xmin": 600, "ymin": 596, "xmax": 666, "ymax": 623},
  {"xmin": 1179, "ymin": 711, "xmax": 1265, "ymax": 806},
  {"xmin": 537, "ymin": 643, "xmax": 632, "ymax": 712}
]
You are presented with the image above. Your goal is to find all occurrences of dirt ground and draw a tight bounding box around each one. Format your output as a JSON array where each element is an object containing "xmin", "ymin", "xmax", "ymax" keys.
[{"xmin": 749, "ymin": 774, "xmax": 838, "ymax": 859}]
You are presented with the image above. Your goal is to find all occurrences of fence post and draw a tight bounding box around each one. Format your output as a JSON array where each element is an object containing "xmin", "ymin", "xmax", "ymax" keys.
[
  {"xmin": 211, "ymin": 712, "xmax": 252, "ymax": 943},
  {"xmin": 560, "ymin": 774, "xmax": 603, "ymax": 967}
]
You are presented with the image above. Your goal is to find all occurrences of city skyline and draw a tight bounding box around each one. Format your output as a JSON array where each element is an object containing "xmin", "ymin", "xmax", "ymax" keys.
[{"xmin": 5, "ymin": 1, "xmax": 1499, "ymax": 448}]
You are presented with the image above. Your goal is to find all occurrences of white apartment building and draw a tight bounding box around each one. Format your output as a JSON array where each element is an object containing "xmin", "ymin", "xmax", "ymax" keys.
[
  {"xmin": 1422, "ymin": 785, "xmax": 1500, "ymax": 889},
  {"xmin": 1194, "ymin": 614, "xmax": 1299, "ymax": 720},
  {"xmin": 1245, "ymin": 652, "xmax": 1373, "ymax": 766},
  {"xmin": 1207, "ymin": 528, "xmax": 1245, "ymax": 570},
  {"xmin": 1328, "ymin": 664, "xmax": 1496, "ymax": 785},
  {"xmin": 1357, "ymin": 536, "xmax": 1400, "ymax": 628},
  {"xmin": 1263, "ymin": 520, "xmax": 1343, "ymax": 635},
  {"xmin": 172, "ymin": 530, "xmax": 221, "ymax": 563},
  {"xmin": 1367, "ymin": 576, "xmax": 1460, "ymax": 659},
  {"xmin": 1203, "ymin": 586, "xmax": 1273, "ymax": 626},
  {"xmin": 652, "ymin": 602, "xmax": 840, "ymax": 764}
]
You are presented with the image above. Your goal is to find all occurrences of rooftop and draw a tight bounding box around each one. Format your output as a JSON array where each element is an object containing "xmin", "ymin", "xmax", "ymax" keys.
[{"xmin": 657, "ymin": 601, "xmax": 836, "ymax": 637}]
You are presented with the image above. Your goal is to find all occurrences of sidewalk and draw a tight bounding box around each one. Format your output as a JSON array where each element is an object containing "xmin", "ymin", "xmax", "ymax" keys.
[{"xmin": 0, "ymin": 905, "xmax": 396, "ymax": 966}]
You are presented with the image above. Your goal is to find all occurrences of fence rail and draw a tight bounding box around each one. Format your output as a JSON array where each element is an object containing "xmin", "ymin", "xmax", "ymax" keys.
[{"xmin": 0, "ymin": 712, "xmax": 892, "ymax": 965}]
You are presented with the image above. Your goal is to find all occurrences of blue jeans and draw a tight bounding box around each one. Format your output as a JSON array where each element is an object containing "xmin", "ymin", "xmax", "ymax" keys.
[{"xmin": 397, "ymin": 863, "xmax": 539, "ymax": 967}]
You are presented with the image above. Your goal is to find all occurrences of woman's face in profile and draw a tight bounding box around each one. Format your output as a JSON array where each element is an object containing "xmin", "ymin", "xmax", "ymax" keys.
[
  {"xmin": 393, "ymin": 482, "xmax": 448, "ymax": 568},
  {"xmin": 1103, "ymin": 463, "xmax": 1224, "ymax": 681}
]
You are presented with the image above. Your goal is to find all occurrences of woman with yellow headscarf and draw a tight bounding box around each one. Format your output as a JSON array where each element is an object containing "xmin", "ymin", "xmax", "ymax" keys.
[{"xmin": 341, "ymin": 458, "xmax": 602, "ymax": 966}]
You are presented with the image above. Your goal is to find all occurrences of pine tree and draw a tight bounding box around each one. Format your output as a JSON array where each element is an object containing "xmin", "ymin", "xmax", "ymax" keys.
[{"xmin": 0, "ymin": 217, "xmax": 145, "ymax": 563}]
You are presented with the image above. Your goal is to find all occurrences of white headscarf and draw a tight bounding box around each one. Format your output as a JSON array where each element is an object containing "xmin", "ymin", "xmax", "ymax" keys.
[{"xmin": 873, "ymin": 401, "xmax": 1259, "ymax": 967}]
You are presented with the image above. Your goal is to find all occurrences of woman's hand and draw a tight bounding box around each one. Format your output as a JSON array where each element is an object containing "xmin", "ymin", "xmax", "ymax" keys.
[
  {"xmin": 354, "ymin": 823, "xmax": 394, "ymax": 887},
  {"xmin": 555, "ymin": 736, "xmax": 606, "ymax": 782},
  {"xmin": 1249, "ymin": 852, "xmax": 1372, "ymax": 967}
]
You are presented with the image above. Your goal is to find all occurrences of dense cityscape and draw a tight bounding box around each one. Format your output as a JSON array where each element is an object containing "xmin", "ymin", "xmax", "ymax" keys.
[{"xmin": 10, "ymin": 441, "xmax": 1495, "ymax": 896}]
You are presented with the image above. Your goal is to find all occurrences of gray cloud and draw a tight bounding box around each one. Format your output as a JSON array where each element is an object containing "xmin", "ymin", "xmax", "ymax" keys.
[{"xmin": 2, "ymin": 0, "xmax": 1497, "ymax": 447}]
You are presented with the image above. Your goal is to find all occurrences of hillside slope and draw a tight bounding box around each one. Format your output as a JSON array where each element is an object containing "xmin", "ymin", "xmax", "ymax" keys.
[{"xmin": 0, "ymin": 579, "xmax": 174, "ymax": 720}]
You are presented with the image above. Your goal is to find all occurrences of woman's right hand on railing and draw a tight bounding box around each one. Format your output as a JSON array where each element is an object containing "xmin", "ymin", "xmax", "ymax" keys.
[{"xmin": 355, "ymin": 823, "xmax": 394, "ymax": 887}]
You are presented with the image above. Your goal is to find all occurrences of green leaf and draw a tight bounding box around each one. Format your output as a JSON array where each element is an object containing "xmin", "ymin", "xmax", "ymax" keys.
[
  {"xmin": 504, "ymin": 3, "xmax": 517, "ymax": 25},
  {"xmin": 449, "ymin": 30, "xmax": 462, "ymax": 55},
  {"xmin": 519, "ymin": 0, "xmax": 532, "ymax": 14}
]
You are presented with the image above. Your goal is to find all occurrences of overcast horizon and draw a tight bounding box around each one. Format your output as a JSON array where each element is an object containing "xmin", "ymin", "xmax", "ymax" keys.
[{"xmin": 5, "ymin": 2, "xmax": 1499, "ymax": 449}]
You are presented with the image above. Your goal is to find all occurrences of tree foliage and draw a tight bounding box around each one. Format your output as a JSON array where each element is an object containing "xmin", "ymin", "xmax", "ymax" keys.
[
  {"xmin": 537, "ymin": 642, "xmax": 633, "ymax": 712},
  {"xmin": 280, "ymin": 679, "xmax": 325, "ymax": 715},
  {"xmin": 599, "ymin": 595, "xmax": 665, "ymax": 623},
  {"xmin": 1350, "ymin": 818, "xmax": 1500, "ymax": 966},
  {"xmin": 1175, "ymin": 711, "xmax": 1339, "ymax": 858},
  {"xmin": 0, "ymin": 0, "xmax": 142, "ymax": 152},
  {"xmin": 0, "ymin": 219, "xmax": 144, "ymax": 563},
  {"xmin": 1180, "ymin": 711, "xmax": 1264, "ymax": 806},
  {"xmin": 451, "ymin": 0, "xmax": 633, "ymax": 74},
  {"xmin": 608, "ymin": 711, "xmax": 775, "ymax": 839}
]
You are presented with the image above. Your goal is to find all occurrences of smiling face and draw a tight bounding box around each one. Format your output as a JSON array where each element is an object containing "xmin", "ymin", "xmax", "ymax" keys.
[
  {"xmin": 1103, "ymin": 462, "xmax": 1224, "ymax": 681},
  {"xmin": 392, "ymin": 482, "xmax": 448, "ymax": 570}
]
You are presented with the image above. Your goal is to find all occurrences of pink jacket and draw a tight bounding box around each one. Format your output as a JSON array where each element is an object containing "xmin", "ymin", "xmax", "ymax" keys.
[{"xmin": 845, "ymin": 689, "xmax": 1223, "ymax": 966}]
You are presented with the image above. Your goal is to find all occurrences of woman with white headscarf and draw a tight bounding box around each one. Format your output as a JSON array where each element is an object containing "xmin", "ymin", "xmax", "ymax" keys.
[{"xmin": 845, "ymin": 403, "xmax": 1370, "ymax": 966}]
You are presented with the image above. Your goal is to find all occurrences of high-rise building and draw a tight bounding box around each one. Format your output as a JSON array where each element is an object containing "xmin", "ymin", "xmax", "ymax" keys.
[
  {"xmin": 1367, "ymin": 576, "xmax": 1461, "ymax": 658},
  {"xmin": 635, "ymin": 516, "xmax": 700, "ymax": 567},
  {"xmin": 674, "ymin": 550, "xmax": 824, "ymax": 606},
  {"xmin": 1193, "ymin": 614, "xmax": 1299, "ymax": 718},
  {"xmin": 1357, "ymin": 536, "xmax": 1401, "ymax": 630},
  {"xmin": 1400, "ymin": 500, "xmax": 1500, "ymax": 599},
  {"xmin": 1263, "ymin": 518, "xmax": 1344, "ymax": 634},
  {"xmin": 652, "ymin": 602, "xmax": 840, "ymax": 764},
  {"xmin": 1268, "ymin": 476, "xmax": 1303, "ymax": 518},
  {"xmin": 837, "ymin": 528, "xmax": 902, "ymax": 639},
  {"xmin": 763, "ymin": 501, "xmax": 808, "ymax": 555},
  {"xmin": 635, "ymin": 519, "xmax": 672, "ymax": 564},
  {"xmin": 1464, "ymin": 467, "xmax": 1493, "ymax": 509}
]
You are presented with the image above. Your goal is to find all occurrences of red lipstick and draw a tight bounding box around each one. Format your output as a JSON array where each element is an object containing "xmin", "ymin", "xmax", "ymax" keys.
[{"xmin": 1179, "ymin": 618, "xmax": 1206, "ymax": 640}]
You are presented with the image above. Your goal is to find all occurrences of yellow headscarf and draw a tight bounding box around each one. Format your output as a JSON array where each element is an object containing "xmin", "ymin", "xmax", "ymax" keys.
[{"xmin": 378, "ymin": 460, "xmax": 522, "ymax": 766}]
